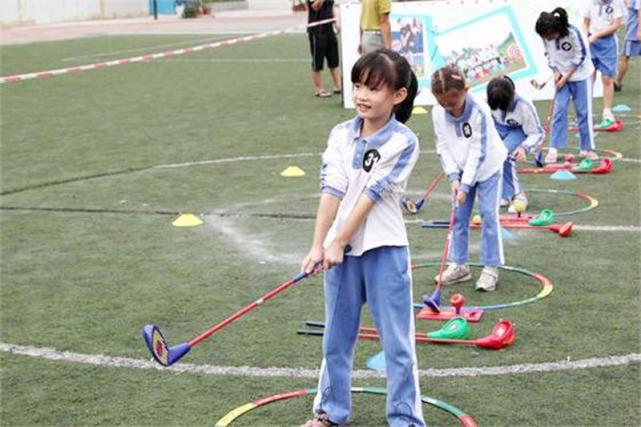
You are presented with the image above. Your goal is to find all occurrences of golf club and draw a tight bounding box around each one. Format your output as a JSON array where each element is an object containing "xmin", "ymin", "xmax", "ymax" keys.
[
  {"xmin": 401, "ymin": 171, "xmax": 445, "ymax": 214},
  {"xmin": 143, "ymin": 268, "xmax": 316, "ymax": 367},
  {"xmin": 298, "ymin": 319, "xmax": 515, "ymax": 350},
  {"xmin": 422, "ymin": 199, "xmax": 456, "ymax": 313},
  {"xmin": 421, "ymin": 220, "xmax": 573, "ymax": 237},
  {"xmin": 521, "ymin": 157, "xmax": 612, "ymax": 174}
]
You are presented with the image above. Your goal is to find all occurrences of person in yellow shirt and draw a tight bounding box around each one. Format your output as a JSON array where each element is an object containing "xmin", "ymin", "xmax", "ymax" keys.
[{"xmin": 359, "ymin": 0, "xmax": 392, "ymax": 54}]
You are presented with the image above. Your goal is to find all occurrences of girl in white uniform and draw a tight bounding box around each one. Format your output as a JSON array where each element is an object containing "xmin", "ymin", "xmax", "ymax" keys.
[
  {"xmin": 431, "ymin": 65, "xmax": 507, "ymax": 292},
  {"xmin": 535, "ymin": 7, "xmax": 597, "ymax": 163},
  {"xmin": 583, "ymin": 0, "xmax": 625, "ymax": 128},
  {"xmin": 486, "ymin": 76, "xmax": 544, "ymax": 213},
  {"xmin": 301, "ymin": 48, "xmax": 424, "ymax": 427}
]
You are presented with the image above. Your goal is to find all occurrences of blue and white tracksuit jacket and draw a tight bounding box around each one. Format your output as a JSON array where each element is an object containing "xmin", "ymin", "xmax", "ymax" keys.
[
  {"xmin": 434, "ymin": 95, "xmax": 507, "ymax": 266},
  {"xmin": 490, "ymin": 95, "xmax": 544, "ymax": 200},
  {"xmin": 314, "ymin": 115, "xmax": 425, "ymax": 427},
  {"xmin": 541, "ymin": 24, "xmax": 595, "ymax": 151}
]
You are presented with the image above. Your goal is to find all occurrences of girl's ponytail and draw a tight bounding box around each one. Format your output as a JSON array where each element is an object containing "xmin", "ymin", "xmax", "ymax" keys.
[
  {"xmin": 395, "ymin": 70, "xmax": 418, "ymax": 124},
  {"xmin": 552, "ymin": 7, "xmax": 569, "ymax": 29},
  {"xmin": 535, "ymin": 7, "xmax": 570, "ymax": 38}
]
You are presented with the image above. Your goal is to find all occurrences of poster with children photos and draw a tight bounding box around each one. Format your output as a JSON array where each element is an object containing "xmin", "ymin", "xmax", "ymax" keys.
[{"xmin": 339, "ymin": 0, "xmax": 603, "ymax": 108}]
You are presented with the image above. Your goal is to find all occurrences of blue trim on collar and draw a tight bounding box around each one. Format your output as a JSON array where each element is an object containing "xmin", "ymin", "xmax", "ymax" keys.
[
  {"xmin": 444, "ymin": 95, "xmax": 475, "ymax": 125},
  {"xmin": 347, "ymin": 115, "xmax": 398, "ymax": 147}
]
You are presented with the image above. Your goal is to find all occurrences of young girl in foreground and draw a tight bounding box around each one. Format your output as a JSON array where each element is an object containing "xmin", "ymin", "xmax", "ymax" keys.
[
  {"xmin": 431, "ymin": 65, "xmax": 507, "ymax": 292},
  {"xmin": 535, "ymin": 7, "xmax": 597, "ymax": 163},
  {"xmin": 300, "ymin": 49, "xmax": 424, "ymax": 427}
]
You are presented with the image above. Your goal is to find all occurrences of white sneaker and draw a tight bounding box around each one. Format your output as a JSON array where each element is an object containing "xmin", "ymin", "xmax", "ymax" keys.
[
  {"xmin": 508, "ymin": 193, "xmax": 528, "ymax": 214},
  {"xmin": 544, "ymin": 150, "xmax": 558, "ymax": 164},
  {"xmin": 500, "ymin": 198, "xmax": 509, "ymax": 208},
  {"xmin": 434, "ymin": 264, "xmax": 472, "ymax": 285},
  {"xmin": 475, "ymin": 267, "xmax": 499, "ymax": 292}
]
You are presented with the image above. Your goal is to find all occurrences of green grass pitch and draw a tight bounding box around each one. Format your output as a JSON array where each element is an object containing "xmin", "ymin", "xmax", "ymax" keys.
[{"xmin": 1, "ymin": 33, "xmax": 640, "ymax": 426}]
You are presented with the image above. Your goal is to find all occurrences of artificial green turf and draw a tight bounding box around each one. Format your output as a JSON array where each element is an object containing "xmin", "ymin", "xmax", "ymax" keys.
[{"xmin": 1, "ymin": 33, "xmax": 640, "ymax": 426}]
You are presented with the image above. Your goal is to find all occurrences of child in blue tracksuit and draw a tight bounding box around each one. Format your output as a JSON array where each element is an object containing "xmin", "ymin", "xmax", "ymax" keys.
[
  {"xmin": 431, "ymin": 65, "xmax": 507, "ymax": 292},
  {"xmin": 486, "ymin": 76, "xmax": 544, "ymax": 213},
  {"xmin": 301, "ymin": 49, "xmax": 424, "ymax": 427},
  {"xmin": 583, "ymin": 0, "xmax": 625, "ymax": 128},
  {"xmin": 536, "ymin": 7, "xmax": 597, "ymax": 163}
]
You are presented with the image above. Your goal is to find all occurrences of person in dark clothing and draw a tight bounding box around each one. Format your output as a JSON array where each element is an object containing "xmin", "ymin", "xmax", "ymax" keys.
[{"xmin": 308, "ymin": 0, "xmax": 342, "ymax": 97}]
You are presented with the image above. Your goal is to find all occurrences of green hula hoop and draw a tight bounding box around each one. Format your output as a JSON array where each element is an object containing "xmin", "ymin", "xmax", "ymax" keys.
[
  {"xmin": 215, "ymin": 386, "xmax": 477, "ymax": 427},
  {"xmin": 413, "ymin": 262, "xmax": 553, "ymax": 311}
]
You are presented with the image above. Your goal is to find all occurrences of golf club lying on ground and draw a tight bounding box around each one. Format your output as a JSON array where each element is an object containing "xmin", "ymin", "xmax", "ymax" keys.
[
  {"xmin": 421, "ymin": 219, "xmax": 574, "ymax": 237},
  {"xmin": 401, "ymin": 171, "xmax": 445, "ymax": 214},
  {"xmin": 422, "ymin": 199, "xmax": 457, "ymax": 313},
  {"xmin": 299, "ymin": 319, "xmax": 515, "ymax": 350},
  {"xmin": 520, "ymin": 157, "xmax": 612, "ymax": 175},
  {"xmin": 143, "ymin": 268, "xmax": 317, "ymax": 367}
]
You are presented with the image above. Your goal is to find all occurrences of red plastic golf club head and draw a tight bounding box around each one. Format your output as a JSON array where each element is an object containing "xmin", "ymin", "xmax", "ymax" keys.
[
  {"xmin": 474, "ymin": 319, "xmax": 515, "ymax": 349},
  {"xmin": 592, "ymin": 158, "xmax": 612, "ymax": 175},
  {"xmin": 550, "ymin": 221, "xmax": 573, "ymax": 237},
  {"xmin": 450, "ymin": 293, "xmax": 465, "ymax": 315}
]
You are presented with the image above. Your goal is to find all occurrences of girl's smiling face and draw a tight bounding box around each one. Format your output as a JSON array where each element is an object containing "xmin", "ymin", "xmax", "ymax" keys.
[{"xmin": 352, "ymin": 81, "xmax": 407, "ymax": 126}]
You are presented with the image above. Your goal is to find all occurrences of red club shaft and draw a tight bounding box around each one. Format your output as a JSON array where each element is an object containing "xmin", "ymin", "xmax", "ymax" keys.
[{"xmin": 189, "ymin": 272, "xmax": 307, "ymax": 347}]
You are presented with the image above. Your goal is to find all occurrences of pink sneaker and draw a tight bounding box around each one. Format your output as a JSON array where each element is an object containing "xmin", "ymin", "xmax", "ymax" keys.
[
  {"xmin": 580, "ymin": 150, "xmax": 598, "ymax": 160},
  {"xmin": 301, "ymin": 413, "xmax": 339, "ymax": 427}
]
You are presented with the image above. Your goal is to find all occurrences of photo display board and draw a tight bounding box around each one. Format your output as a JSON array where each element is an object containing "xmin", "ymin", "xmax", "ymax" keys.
[{"xmin": 339, "ymin": 0, "xmax": 601, "ymax": 108}]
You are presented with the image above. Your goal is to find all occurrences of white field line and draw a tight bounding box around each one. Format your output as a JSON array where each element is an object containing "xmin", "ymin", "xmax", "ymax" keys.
[
  {"xmin": 60, "ymin": 35, "xmax": 231, "ymax": 62},
  {"xmin": 619, "ymin": 157, "xmax": 641, "ymax": 163},
  {"xmin": 1, "ymin": 343, "xmax": 639, "ymax": 379},
  {"xmin": 163, "ymin": 58, "xmax": 309, "ymax": 63},
  {"xmin": 152, "ymin": 150, "xmax": 640, "ymax": 170},
  {"xmin": 573, "ymin": 225, "xmax": 641, "ymax": 232},
  {"xmin": 152, "ymin": 149, "xmax": 436, "ymax": 170},
  {"xmin": 153, "ymin": 152, "xmax": 323, "ymax": 169}
]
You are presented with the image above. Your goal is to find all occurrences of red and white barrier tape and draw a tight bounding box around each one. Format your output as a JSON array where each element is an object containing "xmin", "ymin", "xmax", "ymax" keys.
[{"xmin": 0, "ymin": 18, "xmax": 336, "ymax": 85}]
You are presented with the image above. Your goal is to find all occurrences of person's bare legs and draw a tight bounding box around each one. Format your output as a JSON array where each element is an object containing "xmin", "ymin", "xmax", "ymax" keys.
[
  {"xmin": 614, "ymin": 55, "xmax": 629, "ymax": 90},
  {"xmin": 601, "ymin": 74, "xmax": 615, "ymax": 120},
  {"xmin": 329, "ymin": 66, "xmax": 341, "ymax": 93},
  {"xmin": 312, "ymin": 70, "xmax": 329, "ymax": 96}
]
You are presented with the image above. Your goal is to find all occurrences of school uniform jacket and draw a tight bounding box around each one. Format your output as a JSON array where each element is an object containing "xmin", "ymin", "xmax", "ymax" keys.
[
  {"xmin": 433, "ymin": 95, "xmax": 508, "ymax": 194},
  {"xmin": 320, "ymin": 116, "xmax": 419, "ymax": 256},
  {"xmin": 490, "ymin": 94, "xmax": 544, "ymax": 154},
  {"xmin": 541, "ymin": 24, "xmax": 594, "ymax": 81}
]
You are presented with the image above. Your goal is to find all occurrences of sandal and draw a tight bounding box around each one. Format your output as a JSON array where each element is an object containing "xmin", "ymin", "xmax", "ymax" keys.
[
  {"xmin": 301, "ymin": 412, "xmax": 339, "ymax": 427},
  {"xmin": 315, "ymin": 90, "xmax": 332, "ymax": 98}
]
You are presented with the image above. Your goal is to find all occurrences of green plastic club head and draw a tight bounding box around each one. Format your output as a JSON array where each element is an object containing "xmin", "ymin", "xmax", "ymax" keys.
[
  {"xmin": 426, "ymin": 317, "xmax": 470, "ymax": 340},
  {"xmin": 528, "ymin": 208, "xmax": 555, "ymax": 226},
  {"xmin": 572, "ymin": 158, "xmax": 593, "ymax": 172}
]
